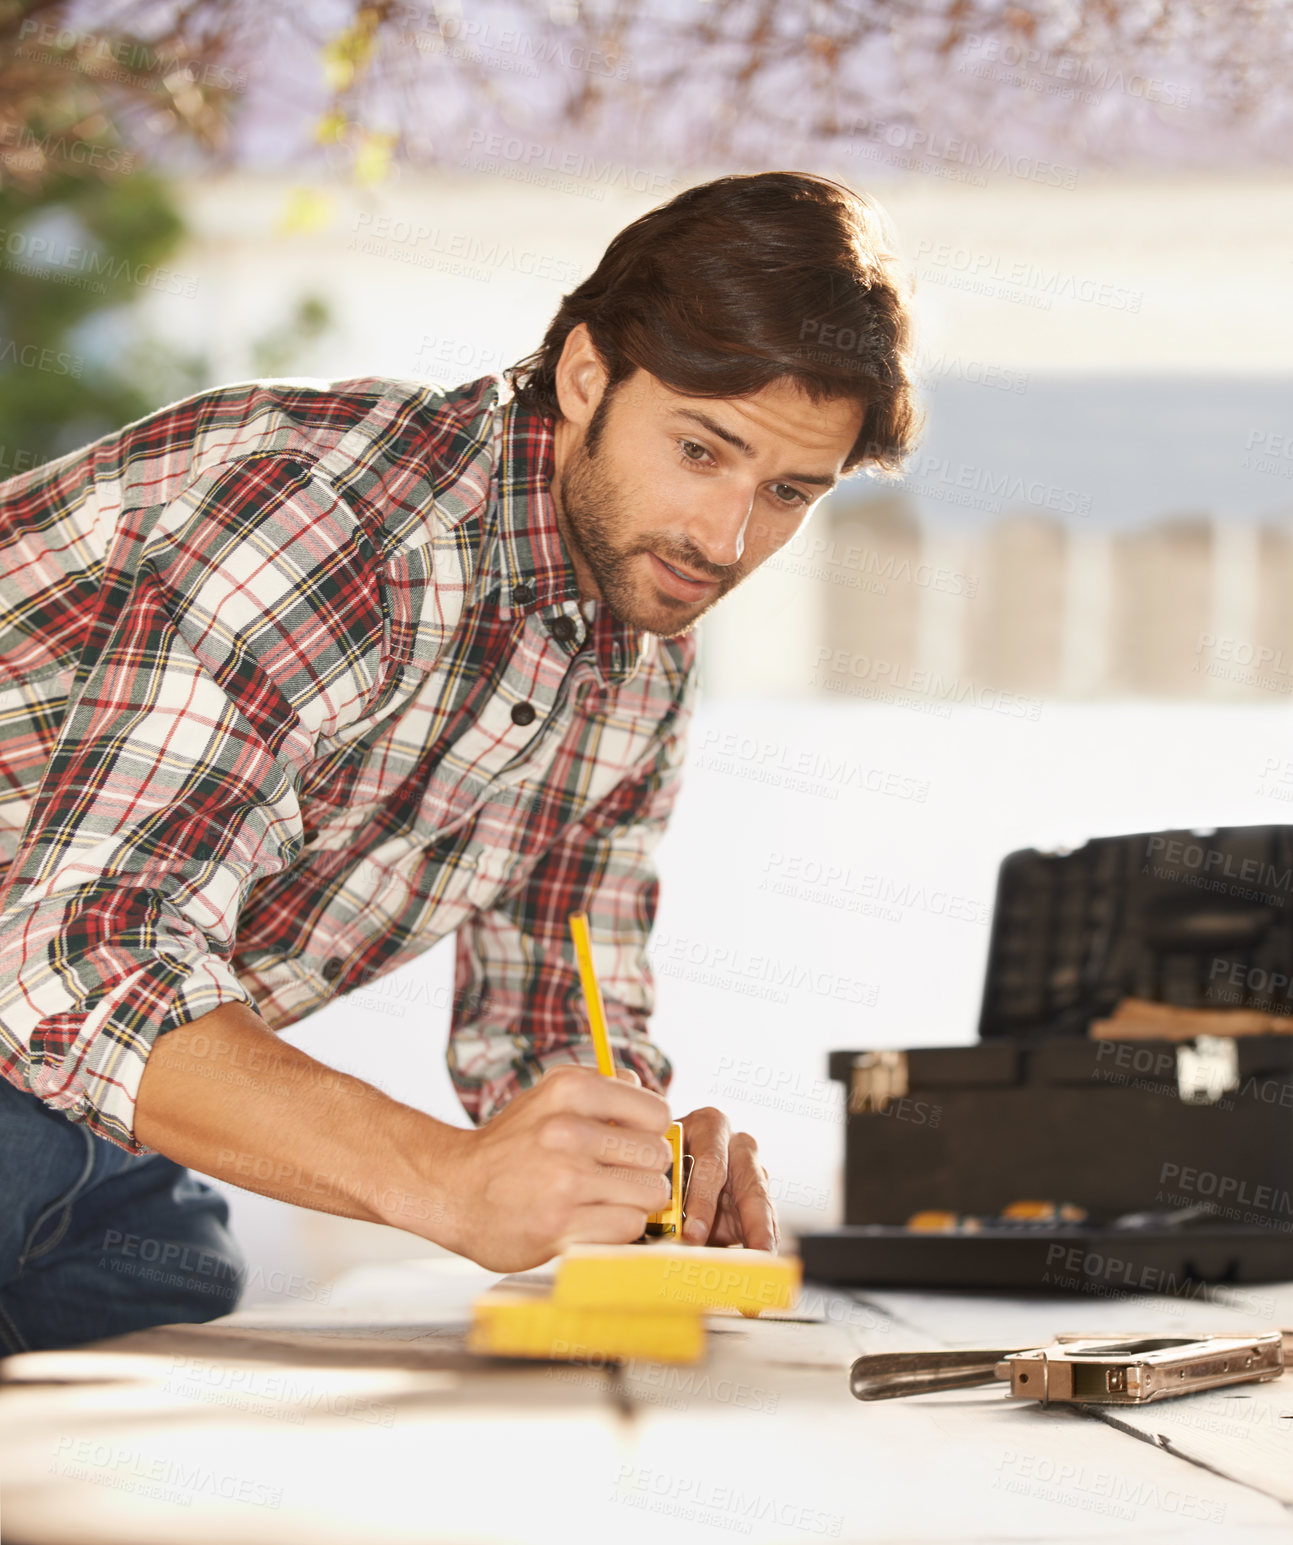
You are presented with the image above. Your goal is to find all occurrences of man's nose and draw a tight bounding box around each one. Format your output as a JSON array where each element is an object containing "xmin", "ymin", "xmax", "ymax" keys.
[{"xmin": 688, "ymin": 489, "xmax": 755, "ymax": 569}]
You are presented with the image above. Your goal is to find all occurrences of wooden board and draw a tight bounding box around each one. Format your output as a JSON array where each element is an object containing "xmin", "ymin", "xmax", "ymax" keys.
[{"xmin": 2, "ymin": 1260, "xmax": 1292, "ymax": 1543}]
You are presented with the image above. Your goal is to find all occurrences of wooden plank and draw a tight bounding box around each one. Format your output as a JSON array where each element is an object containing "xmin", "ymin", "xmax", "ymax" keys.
[
  {"xmin": 1087, "ymin": 1376, "xmax": 1293, "ymax": 1506},
  {"xmin": 2, "ymin": 1261, "xmax": 1292, "ymax": 1543},
  {"xmin": 855, "ymin": 1278, "xmax": 1293, "ymax": 1508},
  {"xmin": 853, "ymin": 1280, "xmax": 1293, "ymax": 1353}
]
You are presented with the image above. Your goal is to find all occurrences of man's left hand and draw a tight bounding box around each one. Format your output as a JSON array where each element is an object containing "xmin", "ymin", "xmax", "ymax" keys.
[{"xmin": 675, "ymin": 1106, "xmax": 779, "ymax": 1251}]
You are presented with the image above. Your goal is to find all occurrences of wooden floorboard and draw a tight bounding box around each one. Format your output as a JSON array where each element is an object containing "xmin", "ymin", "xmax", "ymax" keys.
[{"xmin": 1, "ymin": 1260, "xmax": 1291, "ymax": 1542}]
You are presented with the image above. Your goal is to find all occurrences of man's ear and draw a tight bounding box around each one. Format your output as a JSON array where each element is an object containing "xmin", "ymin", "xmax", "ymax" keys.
[{"xmin": 553, "ymin": 322, "xmax": 608, "ymax": 434}]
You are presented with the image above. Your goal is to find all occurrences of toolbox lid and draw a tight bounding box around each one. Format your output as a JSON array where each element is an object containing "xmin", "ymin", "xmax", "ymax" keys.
[{"xmin": 976, "ymin": 825, "xmax": 1293, "ymax": 1041}]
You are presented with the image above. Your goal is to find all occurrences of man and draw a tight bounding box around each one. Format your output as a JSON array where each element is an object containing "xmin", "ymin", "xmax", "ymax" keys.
[{"xmin": 0, "ymin": 169, "xmax": 919, "ymax": 1351}]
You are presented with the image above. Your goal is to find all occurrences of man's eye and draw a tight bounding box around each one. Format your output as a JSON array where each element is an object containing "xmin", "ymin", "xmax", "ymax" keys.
[
  {"xmin": 772, "ymin": 484, "xmax": 809, "ymax": 507},
  {"xmin": 679, "ymin": 439, "xmax": 709, "ymax": 462}
]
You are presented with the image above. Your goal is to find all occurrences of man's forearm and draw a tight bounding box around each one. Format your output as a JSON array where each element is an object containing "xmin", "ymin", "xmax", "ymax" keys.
[{"xmin": 134, "ymin": 1001, "xmax": 464, "ymax": 1238}]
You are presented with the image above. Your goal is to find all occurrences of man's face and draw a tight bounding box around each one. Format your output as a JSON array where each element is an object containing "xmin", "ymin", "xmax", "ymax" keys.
[{"xmin": 549, "ymin": 366, "xmax": 865, "ymax": 638}]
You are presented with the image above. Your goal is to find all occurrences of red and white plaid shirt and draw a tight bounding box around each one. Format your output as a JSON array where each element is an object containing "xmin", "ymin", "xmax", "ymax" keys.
[{"xmin": 0, "ymin": 372, "xmax": 698, "ymax": 1152}]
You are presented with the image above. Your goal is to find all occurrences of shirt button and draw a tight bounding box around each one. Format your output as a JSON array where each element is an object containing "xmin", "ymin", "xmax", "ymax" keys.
[
  {"xmin": 322, "ymin": 957, "xmax": 344, "ymax": 982},
  {"xmin": 511, "ymin": 701, "xmax": 537, "ymax": 726},
  {"xmin": 512, "ymin": 582, "xmax": 535, "ymax": 606},
  {"xmin": 550, "ymin": 615, "xmax": 578, "ymax": 645}
]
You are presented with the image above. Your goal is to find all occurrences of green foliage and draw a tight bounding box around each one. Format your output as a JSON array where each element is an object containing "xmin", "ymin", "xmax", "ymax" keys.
[
  {"xmin": 251, "ymin": 296, "xmax": 332, "ymax": 378},
  {"xmin": 0, "ymin": 146, "xmax": 203, "ymax": 471}
]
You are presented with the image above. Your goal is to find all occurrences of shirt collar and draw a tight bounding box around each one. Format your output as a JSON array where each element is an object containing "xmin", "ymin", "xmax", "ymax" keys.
[{"xmin": 476, "ymin": 383, "xmax": 650, "ymax": 689}]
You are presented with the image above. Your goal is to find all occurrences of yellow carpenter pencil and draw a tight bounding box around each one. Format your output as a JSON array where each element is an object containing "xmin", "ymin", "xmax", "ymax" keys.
[{"xmin": 569, "ymin": 911, "xmax": 615, "ymax": 1076}]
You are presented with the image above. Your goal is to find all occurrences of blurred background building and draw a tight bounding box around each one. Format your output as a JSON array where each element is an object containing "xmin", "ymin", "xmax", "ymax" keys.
[{"xmin": 2, "ymin": 0, "xmax": 1291, "ymax": 1297}]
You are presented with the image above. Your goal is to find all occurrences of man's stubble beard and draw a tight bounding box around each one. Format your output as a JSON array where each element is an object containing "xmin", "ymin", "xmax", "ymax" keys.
[{"xmin": 555, "ymin": 395, "xmax": 743, "ymax": 639}]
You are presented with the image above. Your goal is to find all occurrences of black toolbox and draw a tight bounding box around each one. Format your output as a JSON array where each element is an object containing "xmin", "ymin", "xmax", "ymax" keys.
[{"xmin": 800, "ymin": 825, "xmax": 1293, "ymax": 1290}]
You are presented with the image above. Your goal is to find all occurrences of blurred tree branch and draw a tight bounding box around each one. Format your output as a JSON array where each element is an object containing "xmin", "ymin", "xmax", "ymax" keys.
[
  {"xmin": 0, "ymin": 0, "xmax": 256, "ymax": 193},
  {"xmin": 2, "ymin": 0, "xmax": 1289, "ymax": 199}
]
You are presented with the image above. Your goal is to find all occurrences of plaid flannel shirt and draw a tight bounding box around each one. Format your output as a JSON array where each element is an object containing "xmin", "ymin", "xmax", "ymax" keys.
[{"xmin": 0, "ymin": 372, "xmax": 698, "ymax": 1153}]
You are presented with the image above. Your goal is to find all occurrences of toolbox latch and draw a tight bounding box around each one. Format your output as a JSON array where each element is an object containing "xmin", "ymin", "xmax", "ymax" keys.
[
  {"xmin": 1175, "ymin": 1035, "xmax": 1240, "ymax": 1105},
  {"xmin": 849, "ymin": 1050, "xmax": 910, "ymax": 1115}
]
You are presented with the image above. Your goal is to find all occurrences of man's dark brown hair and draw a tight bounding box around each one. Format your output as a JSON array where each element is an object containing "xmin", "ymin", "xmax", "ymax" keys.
[{"xmin": 505, "ymin": 169, "xmax": 922, "ymax": 477}]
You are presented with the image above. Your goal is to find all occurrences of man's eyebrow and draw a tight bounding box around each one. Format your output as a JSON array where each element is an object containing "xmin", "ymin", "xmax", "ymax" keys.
[{"xmin": 671, "ymin": 408, "xmax": 840, "ymax": 488}]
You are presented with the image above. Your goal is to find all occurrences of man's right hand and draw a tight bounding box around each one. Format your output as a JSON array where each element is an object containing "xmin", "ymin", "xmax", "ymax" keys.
[
  {"xmin": 135, "ymin": 1003, "xmax": 673, "ymax": 1276},
  {"xmin": 432, "ymin": 1065, "xmax": 674, "ymax": 1272}
]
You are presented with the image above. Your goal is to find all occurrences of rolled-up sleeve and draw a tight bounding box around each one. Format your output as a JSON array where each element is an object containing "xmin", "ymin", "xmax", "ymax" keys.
[
  {"xmin": 0, "ymin": 456, "xmax": 390, "ymax": 1152},
  {"xmin": 448, "ymin": 645, "xmax": 700, "ymax": 1124}
]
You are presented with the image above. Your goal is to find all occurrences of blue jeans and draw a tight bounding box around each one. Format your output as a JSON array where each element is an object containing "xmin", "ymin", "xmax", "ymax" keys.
[{"xmin": 0, "ymin": 1076, "xmax": 245, "ymax": 1352}]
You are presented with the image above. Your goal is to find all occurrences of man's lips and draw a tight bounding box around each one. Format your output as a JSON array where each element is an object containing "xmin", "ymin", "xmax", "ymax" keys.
[{"xmin": 648, "ymin": 551, "xmax": 719, "ymax": 599}]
